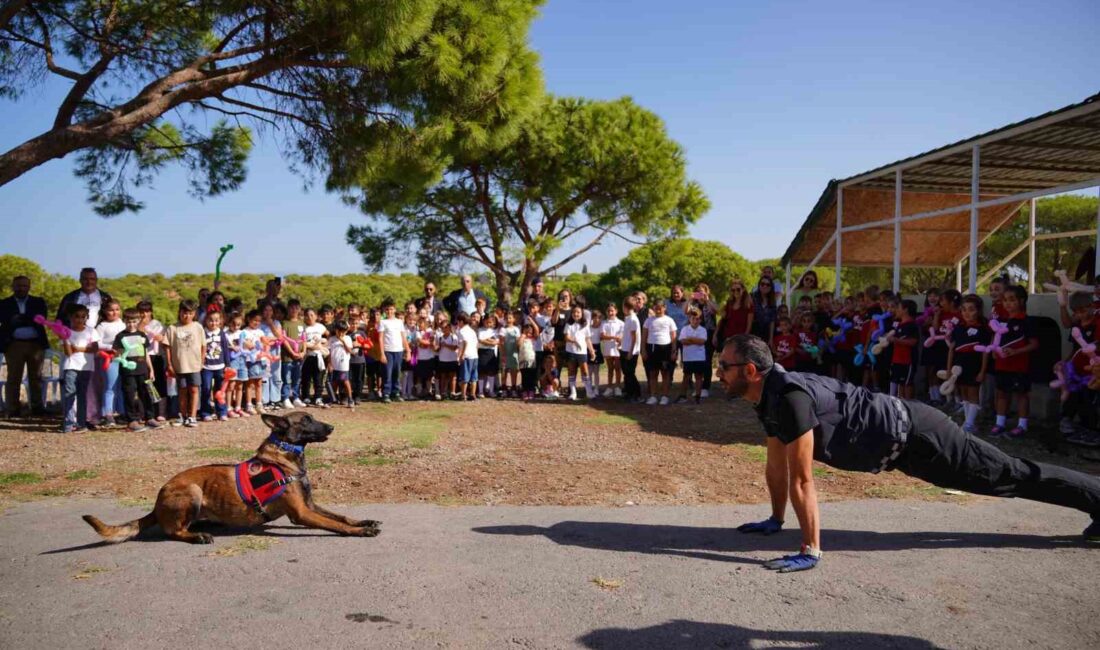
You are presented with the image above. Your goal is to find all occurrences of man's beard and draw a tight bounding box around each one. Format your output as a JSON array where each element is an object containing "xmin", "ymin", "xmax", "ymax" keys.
[{"xmin": 722, "ymin": 375, "xmax": 748, "ymax": 398}]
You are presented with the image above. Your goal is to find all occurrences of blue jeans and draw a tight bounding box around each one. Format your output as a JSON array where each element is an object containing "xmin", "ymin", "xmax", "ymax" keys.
[
  {"xmin": 383, "ymin": 351, "xmax": 403, "ymax": 397},
  {"xmin": 200, "ymin": 368, "xmax": 228, "ymax": 418},
  {"xmin": 459, "ymin": 358, "xmax": 478, "ymax": 384},
  {"xmin": 281, "ymin": 359, "xmax": 302, "ymax": 401},
  {"xmin": 101, "ymin": 361, "xmax": 126, "ymax": 417},
  {"xmin": 62, "ymin": 369, "xmax": 91, "ymax": 430},
  {"xmin": 264, "ymin": 359, "xmax": 283, "ymax": 404}
]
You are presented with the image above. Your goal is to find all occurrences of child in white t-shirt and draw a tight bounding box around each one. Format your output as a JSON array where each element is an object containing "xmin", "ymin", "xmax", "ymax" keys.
[
  {"xmin": 678, "ymin": 309, "xmax": 709, "ymax": 404},
  {"xmin": 95, "ymin": 299, "xmax": 126, "ymax": 425},
  {"xmin": 642, "ymin": 300, "xmax": 678, "ymax": 405},
  {"xmin": 587, "ymin": 310, "xmax": 604, "ymax": 397},
  {"xmin": 600, "ymin": 303, "xmax": 624, "ymax": 397},
  {"xmin": 328, "ymin": 320, "xmax": 354, "ymax": 408},
  {"xmin": 476, "ymin": 314, "xmax": 501, "ymax": 398},
  {"xmin": 458, "ymin": 313, "xmax": 480, "ymax": 400},
  {"xmin": 61, "ymin": 304, "xmax": 101, "ymax": 432},
  {"xmin": 563, "ymin": 305, "xmax": 596, "ymax": 400},
  {"xmin": 301, "ymin": 308, "xmax": 330, "ymax": 407},
  {"xmin": 437, "ymin": 320, "xmax": 461, "ymax": 399}
]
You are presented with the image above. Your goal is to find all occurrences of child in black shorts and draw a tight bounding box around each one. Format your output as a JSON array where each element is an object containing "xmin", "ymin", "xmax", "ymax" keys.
[{"xmin": 945, "ymin": 294, "xmax": 991, "ymax": 434}]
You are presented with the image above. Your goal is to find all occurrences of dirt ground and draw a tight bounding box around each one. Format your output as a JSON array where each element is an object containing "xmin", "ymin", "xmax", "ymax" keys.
[{"xmin": 1, "ymin": 396, "xmax": 1098, "ymax": 508}]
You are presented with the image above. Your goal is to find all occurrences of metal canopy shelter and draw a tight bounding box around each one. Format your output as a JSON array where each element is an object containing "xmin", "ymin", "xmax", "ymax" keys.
[{"xmin": 780, "ymin": 92, "xmax": 1100, "ymax": 298}]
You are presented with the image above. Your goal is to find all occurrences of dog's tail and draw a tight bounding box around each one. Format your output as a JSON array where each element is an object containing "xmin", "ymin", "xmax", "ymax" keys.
[{"xmin": 81, "ymin": 512, "xmax": 157, "ymax": 543}]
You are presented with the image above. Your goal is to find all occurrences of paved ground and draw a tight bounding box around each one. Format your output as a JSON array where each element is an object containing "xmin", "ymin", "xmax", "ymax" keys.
[{"xmin": 1, "ymin": 497, "xmax": 1097, "ymax": 649}]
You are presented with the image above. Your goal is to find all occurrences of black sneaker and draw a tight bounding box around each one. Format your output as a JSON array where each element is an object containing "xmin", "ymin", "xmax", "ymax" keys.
[
  {"xmin": 1084, "ymin": 518, "xmax": 1100, "ymax": 543},
  {"xmin": 674, "ymin": 395, "xmax": 687, "ymax": 404},
  {"xmin": 382, "ymin": 397, "xmax": 391, "ymax": 404}
]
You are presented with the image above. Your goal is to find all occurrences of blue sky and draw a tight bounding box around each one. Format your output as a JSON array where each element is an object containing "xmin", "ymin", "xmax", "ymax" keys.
[{"xmin": 2, "ymin": 0, "xmax": 1098, "ymax": 279}]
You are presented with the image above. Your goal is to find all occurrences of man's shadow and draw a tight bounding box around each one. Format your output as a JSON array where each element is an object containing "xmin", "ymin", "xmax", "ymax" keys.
[
  {"xmin": 472, "ymin": 521, "xmax": 1081, "ymax": 565},
  {"xmin": 578, "ymin": 619, "xmax": 941, "ymax": 649}
]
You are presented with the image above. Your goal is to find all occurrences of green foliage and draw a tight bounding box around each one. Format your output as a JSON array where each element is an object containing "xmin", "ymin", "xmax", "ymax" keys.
[
  {"xmin": 594, "ymin": 238, "xmax": 762, "ymax": 307},
  {"xmin": 2, "ymin": 1, "xmax": 544, "ymax": 216},
  {"xmin": 979, "ymin": 195, "xmax": 1098, "ymax": 289},
  {"xmin": 345, "ymin": 95, "xmax": 709, "ymax": 303}
]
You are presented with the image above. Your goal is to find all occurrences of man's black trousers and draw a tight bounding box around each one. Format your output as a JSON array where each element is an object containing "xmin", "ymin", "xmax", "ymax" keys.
[{"xmin": 894, "ymin": 401, "xmax": 1100, "ymax": 516}]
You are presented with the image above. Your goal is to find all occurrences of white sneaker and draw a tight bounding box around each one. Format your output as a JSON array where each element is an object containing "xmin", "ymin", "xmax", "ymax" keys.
[
  {"xmin": 614, "ymin": 387, "xmax": 622, "ymax": 397},
  {"xmin": 282, "ymin": 399, "xmax": 294, "ymax": 410},
  {"xmin": 645, "ymin": 396, "xmax": 658, "ymax": 405},
  {"xmin": 700, "ymin": 389, "xmax": 709, "ymax": 398},
  {"xmin": 659, "ymin": 396, "xmax": 670, "ymax": 406},
  {"xmin": 568, "ymin": 386, "xmax": 577, "ymax": 401},
  {"xmin": 314, "ymin": 398, "xmax": 325, "ymax": 407},
  {"xmin": 602, "ymin": 387, "xmax": 614, "ymax": 397},
  {"xmin": 292, "ymin": 399, "xmax": 306, "ymax": 408}
]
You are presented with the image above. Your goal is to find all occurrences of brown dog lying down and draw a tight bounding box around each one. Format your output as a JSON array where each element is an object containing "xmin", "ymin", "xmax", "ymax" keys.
[{"xmin": 83, "ymin": 412, "xmax": 381, "ymax": 544}]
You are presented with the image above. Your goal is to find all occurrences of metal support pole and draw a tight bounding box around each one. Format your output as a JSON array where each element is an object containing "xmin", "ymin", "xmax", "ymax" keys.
[
  {"xmin": 1027, "ymin": 197, "xmax": 1036, "ymax": 294},
  {"xmin": 968, "ymin": 145, "xmax": 980, "ymax": 292},
  {"xmin": 956, "ymin": 260, "xmax": 963, "ymax": 292},
  {"xmin": 785, "ymin": 261, "xmax": 792, "ymax": 306},
  {"xmin": 835, "ymin": 187, "xmax": 843, "ymax": 298},
  {"xmin": 894, "ymin": 170, "xmax": 902, "ymax": 293},
  {"xmin": 1096, "ymin": 187, "xmax": 1100, "ymax": 283}
]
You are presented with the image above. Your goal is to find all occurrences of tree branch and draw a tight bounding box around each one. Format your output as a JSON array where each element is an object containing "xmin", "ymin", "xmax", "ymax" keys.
[
  {"xmin": 540, "ymin": 229, "xmax": 613, "ymax": 276},
  {"xmin": 0, "ymin": 0, "xmax": 30, "ymax": 32},
  {"xmin": 216, "ymin": 93, "xmax": 328, "ymax": 131},
  {"xmin": 53, "ymin": 50, "xmax": 118, "ymax": 129}
]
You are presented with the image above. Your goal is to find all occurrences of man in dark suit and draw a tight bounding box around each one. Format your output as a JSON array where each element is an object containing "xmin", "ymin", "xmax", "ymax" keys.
[
  {"xmin": 416, "ymin": 281, "xmax": 443, "ymax": 316},
  {"xmin": 0, "ymin": 276, "xmax": 49, "ymax": 417}
]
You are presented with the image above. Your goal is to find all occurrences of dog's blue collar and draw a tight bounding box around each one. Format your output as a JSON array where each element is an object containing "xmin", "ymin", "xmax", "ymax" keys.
[{"xmin": 267, "ymin": 435, "xmax": 305, "ymax": 456}]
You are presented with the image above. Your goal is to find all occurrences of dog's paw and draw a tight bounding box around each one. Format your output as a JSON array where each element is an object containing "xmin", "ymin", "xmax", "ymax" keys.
[
  {"xmin": 353, "ymin": 525, "xmax": 380, "ymax": 538},
  {"xmin": 355, "ymin": 519, "xmax": 381, "ymax": 529},
  {"xmin": 192, "ymin": 532, "xmax": 214, "ymax": 545}
]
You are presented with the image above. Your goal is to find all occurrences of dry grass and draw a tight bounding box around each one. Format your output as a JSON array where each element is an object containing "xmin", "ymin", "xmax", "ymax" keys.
[{"xmin": 206, "ymin": 535, "xmax": 278, "ymax": 557}]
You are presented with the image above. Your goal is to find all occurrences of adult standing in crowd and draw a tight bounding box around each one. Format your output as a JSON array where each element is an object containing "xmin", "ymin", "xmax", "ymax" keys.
[
  {"xmin": 789, "ymin": 270, "xmax": 820, "ymax": 308},
  {"xmin": 416, "ymin": 281, "xmax": 443, "ymax": 316},
  {"xmin": 759, "ymin": 266, "xmax": 781, "ymax": 296},
  {"xmin": 522, "ymin": 277, "xmax": 549, "ymax": 313},
  {"xmin": 56, "ymin": 267, "xmax": 113, "ymax": 425},
  {"xmin": 751, "ymin": 275, "xmax": 779, "ymax": 343},
  {"xmin": 263, "ymin": 277, "xmax": 285, "ymax": 310},
  {"xmin": 0, "ymin": 276, "xmax": 49, "ymax": 417},
  {"xmin": 56, "ymin": 267, "xmax": 112, "ymax": 328},
  {"xmin": 691, "ymin": 282, "xmax": 719, "ymax": 397},
  {"xmin": 714, "ymin": 277, "xmax": 754, "ymax": 349},
  {"xmin": 444, "ymin": 275, "xmax": 486, "ymax": 320},
  {"xmin": 666, "ymin": 285, "xmax": 691, "ymax": 333}
]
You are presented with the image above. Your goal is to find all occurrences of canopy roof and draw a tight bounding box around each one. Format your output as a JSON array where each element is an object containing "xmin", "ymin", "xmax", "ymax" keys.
[{"xmin": 782, "ymin": 92, "xmax": 1100, "ymax": 268}]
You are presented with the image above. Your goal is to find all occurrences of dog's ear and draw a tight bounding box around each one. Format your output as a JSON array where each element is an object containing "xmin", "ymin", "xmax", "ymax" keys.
[{"xmin": 260, "ymin": 413, "xmax": 290, "ymax": 433}]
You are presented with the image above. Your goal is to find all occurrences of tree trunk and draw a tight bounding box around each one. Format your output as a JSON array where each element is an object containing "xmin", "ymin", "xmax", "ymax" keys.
[
  {"xmin": 493, "ymin": 269, "xmax": 514, "ymax": 308},
  {"xmin": 0, "ymin": 126, "xmax": 101, "ymax": 187}
]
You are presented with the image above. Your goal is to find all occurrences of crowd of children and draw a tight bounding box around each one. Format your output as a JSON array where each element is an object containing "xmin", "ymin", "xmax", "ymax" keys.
[
  {"xmin": 53, "ymin": 283, "xmax": 720, "ymax": 432},
  {"xmin": 49, "ymin": 274, "xmax": 1100, "ymax": 446},
  {"xmin": 768, "ymin": 277, "xmax": 1100, "ymax": 447}
]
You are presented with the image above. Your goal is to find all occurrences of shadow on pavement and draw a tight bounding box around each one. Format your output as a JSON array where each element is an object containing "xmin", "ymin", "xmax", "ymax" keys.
[
  {"xmin": 473, "ymin": 521, "xmax": 1082, "ymax": 565},
  {"xmin": 40, "ymin": 521, "xmax": 346, "ymax": 554},
  {"xmin": 578, "ymin": 619, "xmax": 942, "ymax": 649}
]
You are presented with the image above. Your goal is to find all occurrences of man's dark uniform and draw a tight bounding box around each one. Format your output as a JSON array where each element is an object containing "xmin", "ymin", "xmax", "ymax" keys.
[{"xmin": 756, "ymin": 365, "xmax": 1100, "ymax": 517}]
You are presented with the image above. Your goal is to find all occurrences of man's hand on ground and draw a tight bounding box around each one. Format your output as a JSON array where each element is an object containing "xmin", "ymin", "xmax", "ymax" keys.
[{"xmin": 736, "ymin": 516, "xmax": 783, "ymax": 535}]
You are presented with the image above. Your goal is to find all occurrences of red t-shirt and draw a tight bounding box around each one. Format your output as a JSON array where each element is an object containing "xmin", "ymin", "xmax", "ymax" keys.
[
  {"xmin": 720, "ymin": 301, "xmax": 754, "ymax": 338},
  {"xmin": 773, "ymin": 333, "xmax": 800, "ymax": 367},
  {"xmin": 991, "ymin": 301, "xmax": 1009, "ymax": 321}
]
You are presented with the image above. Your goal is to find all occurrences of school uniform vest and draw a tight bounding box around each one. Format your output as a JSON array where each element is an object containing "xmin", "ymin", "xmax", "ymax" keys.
[{"xmin": 758, "ymin": 366, "xmax": 911, "ymax": 473}]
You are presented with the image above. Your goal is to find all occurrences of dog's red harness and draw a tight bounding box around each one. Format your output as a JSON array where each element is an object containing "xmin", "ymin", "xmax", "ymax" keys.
[{"xmin": 234, "ymin": 459, "xmax": 300, "ymax": 520}]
